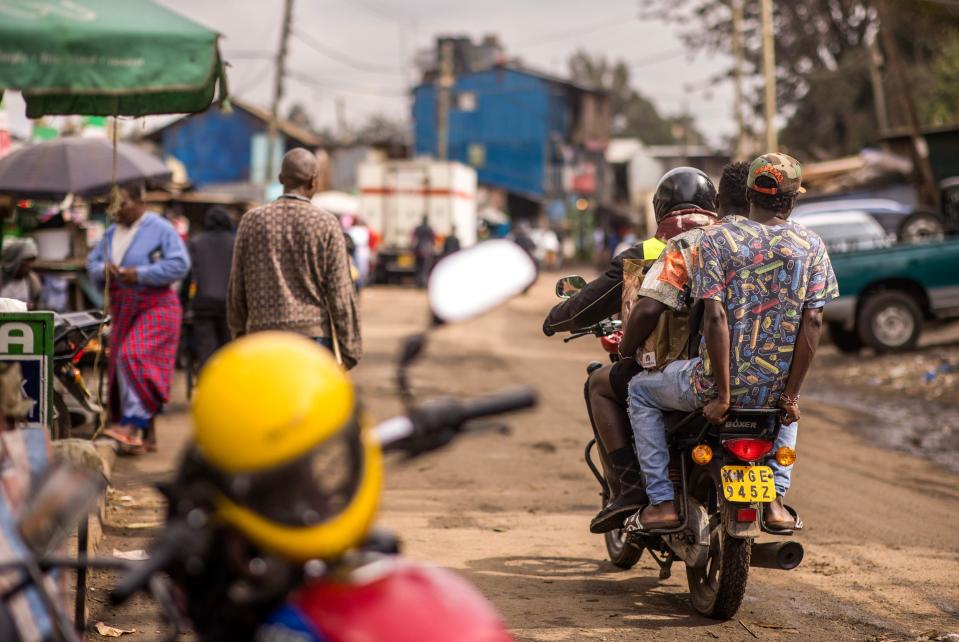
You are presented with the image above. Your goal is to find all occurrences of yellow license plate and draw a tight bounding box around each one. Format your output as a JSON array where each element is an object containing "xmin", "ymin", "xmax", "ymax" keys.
[
  {"xmin": 396, "ymin": 253, "xmax": 415, "ymax": 268},
  {"xmin": 721, "ymin": 465, "xmax": 776, "ymax": 503}
]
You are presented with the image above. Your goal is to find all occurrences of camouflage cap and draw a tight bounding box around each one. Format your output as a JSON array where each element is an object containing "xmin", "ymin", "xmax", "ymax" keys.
[{"xmin": 746, "ymin": 153, "xmax": 806, "ymax": 195}]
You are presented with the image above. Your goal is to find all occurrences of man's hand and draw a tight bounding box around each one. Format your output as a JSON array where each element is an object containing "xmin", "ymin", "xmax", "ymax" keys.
[
  {"xmin": 116, "ymin": 267, "xmax": 138, "ymax": 284},
  {"xmin": 779, "ymin": 398, "xmax": 800, "ymax": 424},
  {"xmin": 703, "ymin": 397, "xmax": 730, "ymax": 425},
  {"xmin": 106, "ymin": 264, "xmax": 120, "ymax": 280}
]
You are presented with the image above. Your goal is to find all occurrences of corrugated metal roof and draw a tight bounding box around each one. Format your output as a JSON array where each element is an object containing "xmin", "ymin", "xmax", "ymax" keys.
[
  {"xmin": 413, "ymin": 63, "xmax": 605, "ymax": 95},
  {"xmin": 142, "ymin": 98, "xmax": 323, "ymax": 147}
]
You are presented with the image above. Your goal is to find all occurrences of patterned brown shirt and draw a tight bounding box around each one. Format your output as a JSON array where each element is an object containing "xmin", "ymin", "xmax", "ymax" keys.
[{"xmin": 227, "ymin": 196, "xmax": 362, "ymax": 368}]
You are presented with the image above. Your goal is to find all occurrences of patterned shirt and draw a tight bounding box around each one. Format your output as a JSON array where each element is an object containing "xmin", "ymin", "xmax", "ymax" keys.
[
  {"xmin": 689, "ymin": 217, "xmax": 838, "ymax": 407},
  {"xmin": 227, "ymin": 196, "xmax": 362, "ymax": 368},
  {"xmin": 639, "ymin": 223, "xmax": 719, "ymax": 311}
]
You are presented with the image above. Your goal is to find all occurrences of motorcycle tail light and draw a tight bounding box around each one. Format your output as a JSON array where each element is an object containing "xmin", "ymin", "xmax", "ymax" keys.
[
  {"xmin": 736, "ymin": 508, "xmax": 757, "ymax": 523},
  {"xmin": 723, "ymin": 438, "xmax": 774, "ymax": 463}
]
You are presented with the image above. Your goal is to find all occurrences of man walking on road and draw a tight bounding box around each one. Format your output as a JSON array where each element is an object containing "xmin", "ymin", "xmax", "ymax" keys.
[
  {"xmin": 187, "ymin": 206, "xmax": 236, "ymax": 368},
  {"xmin": 227, "ymin": 148, "xmax": 361, "ymax": 369},
  {"xmin": 412, "ymin": 215, "xmax": 435, "ymax": 288}
]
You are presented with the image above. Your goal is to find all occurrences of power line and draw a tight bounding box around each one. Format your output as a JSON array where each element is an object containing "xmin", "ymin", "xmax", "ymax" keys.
[
  {"xmin": 348, "ymin": 0, "xmax": 414, "ymax": 22},
  {"xmin": 628, "ymin": 47, "xmax": 688, "ymax": 69},
  {"xmin": 287, "ymin": 70, "xmax": 407, "ymax": 98},
  {"xmin": 292, "ymin": 28, "xmax": 402, "ymax": 74},
  {"xmin": 516, "ymin": 13, "xmax": 638, "ymax": 49},
  {"xmin": 222, "ymin": 50, "xmax": 273, "ymax": 61}
]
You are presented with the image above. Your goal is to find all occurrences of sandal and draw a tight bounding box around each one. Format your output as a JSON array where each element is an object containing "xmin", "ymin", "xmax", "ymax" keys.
[{"xmin": 103, "ymin": 426, "xmax": 144, "ymax": 448}]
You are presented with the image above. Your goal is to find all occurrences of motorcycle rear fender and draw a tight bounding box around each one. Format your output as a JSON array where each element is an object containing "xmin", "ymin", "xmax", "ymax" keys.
[{"xmin": 722, "ymin": 500, "xmax": 761, "ymax": 539}]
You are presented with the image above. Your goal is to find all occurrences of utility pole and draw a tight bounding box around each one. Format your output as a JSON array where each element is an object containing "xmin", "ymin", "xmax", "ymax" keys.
[
  {"xmin": 866, "ymin": 31, "xmax": 889, "ymax": 134},
  {"xmin": 760, "ymin": 0, "xmax": 777, "ymax": 151},
  {"xmin": 335, "ymin": 96, "xmax": 347, "ymax": 143},
  {"xmin": 731, "ymin": 0, "xmax": 746, "ymax": 160},
  {"xmin": 436, "ymin": 39, "xmax": 454, "ymax": 160},
  {"xmin": 875, "ymin": 0, "xmax": 940, "ymax": 210},
  {"xmin": 267, "ymin": 0, "xmax": 294, "ymax": 184}
]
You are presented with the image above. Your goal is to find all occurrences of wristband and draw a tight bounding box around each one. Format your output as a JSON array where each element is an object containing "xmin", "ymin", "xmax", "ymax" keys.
[{"xmin": 780, "ymin": 393, "xmax": 800, "ymax": 405}]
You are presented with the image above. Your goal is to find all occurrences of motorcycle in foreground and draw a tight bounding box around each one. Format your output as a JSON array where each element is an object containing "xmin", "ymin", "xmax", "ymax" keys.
[
  {"xmin": 555, "ymin": 275, "xmax": 805, "ymax": 619},
  {"xmin": 103, "ymin": 240, "xmax": 539, "ymax": 642}
]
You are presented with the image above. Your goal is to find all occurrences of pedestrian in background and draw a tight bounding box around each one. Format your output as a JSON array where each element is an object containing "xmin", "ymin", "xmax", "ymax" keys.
[
  {"xmin": 187, "ymin": 206, "xmax": 236, "ymax": 367},
  {"xmin": 227, "ymin": 148, "xmax": 361, "ymax": 369},
  {"xmin": 442, "ymin": 225, "xmax": 461, "ymax": 258},
  {"xmin": 412, "ymin": 215, "xmax": 436, "ymax": 288},
  {"xmin": 87, "ymin": 184, "xmax": 190, "ymax": 454},
  {"xmin": 0, "ymin": 238, "xmax": 42, "ymax": 308}
]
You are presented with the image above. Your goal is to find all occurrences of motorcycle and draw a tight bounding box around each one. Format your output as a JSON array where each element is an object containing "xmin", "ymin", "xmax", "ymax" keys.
[
  {"xmin": 102, "ymin": 240, "xmax": 540, "ymax": 642},
  {"xmin": 554, "ymin": 275, "xmax": 805, "ymax": 620},
  {"xmin": 51, "ymin": 310, "xmax": 108, "ymax": 439}
]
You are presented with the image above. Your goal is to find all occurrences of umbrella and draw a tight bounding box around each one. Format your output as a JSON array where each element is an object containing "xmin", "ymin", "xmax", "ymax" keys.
[
  {"xmin": 0, "ymin": 0, "xmax": 228, "ymax": 117},
  {"xmin": 0, "ymin": 137, "xmax": 171, "ymax": 199}
]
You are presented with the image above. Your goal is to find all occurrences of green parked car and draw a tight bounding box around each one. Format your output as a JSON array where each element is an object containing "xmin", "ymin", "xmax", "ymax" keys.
[{"xmin": 820, "ymin": 237, "xmax": 959, "ymax": 352}]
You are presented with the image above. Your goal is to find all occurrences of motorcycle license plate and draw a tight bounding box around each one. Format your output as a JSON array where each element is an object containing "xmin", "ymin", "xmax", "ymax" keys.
[{"xmin": 721, "ymin": 465, "xmax": 775, "ymax": 503}]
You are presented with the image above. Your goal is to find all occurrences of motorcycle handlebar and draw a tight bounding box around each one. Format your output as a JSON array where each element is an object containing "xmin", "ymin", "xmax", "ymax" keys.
[
  {"xmin": 378, "ymin": 386, "xmax": 538, "ymax": 454},
  {"xmin": 457, "ymin": 387, "xmax": 538, "ymax": 422}
]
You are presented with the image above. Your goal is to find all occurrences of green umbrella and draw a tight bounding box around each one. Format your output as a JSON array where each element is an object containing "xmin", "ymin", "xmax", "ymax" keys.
[{"xmin": 0, "ymin": 0, "xmax": 229, "ymax": 117}]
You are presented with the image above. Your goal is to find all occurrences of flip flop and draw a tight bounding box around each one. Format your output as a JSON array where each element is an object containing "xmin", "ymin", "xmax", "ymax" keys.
[
  {"xmin": 102, "ymin": 427, "xmax": 144, "ymax": 448},
  {"xmin": 118, "ymin": 443, "xmax": 148, "ymax": 457}
]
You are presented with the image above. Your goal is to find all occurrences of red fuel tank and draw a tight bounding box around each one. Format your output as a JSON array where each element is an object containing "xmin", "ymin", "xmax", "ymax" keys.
[{"xmin": 295, "ymin": 559, "xmax": 515, "ymax": 642}]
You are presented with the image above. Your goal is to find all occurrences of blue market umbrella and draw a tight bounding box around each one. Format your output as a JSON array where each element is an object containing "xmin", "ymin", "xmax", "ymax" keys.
[{"xmin": 0, "ymin": 137, "xmax": 171, "ymax": 199}]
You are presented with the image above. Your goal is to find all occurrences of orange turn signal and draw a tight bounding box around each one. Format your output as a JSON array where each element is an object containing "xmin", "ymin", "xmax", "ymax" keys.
[
  {"xmin": 691, "ymin": 444, "xmax": 713, "ymax": 465},
  {"xmin": 775, "ymin": 446, "xmax": 797, "ymax": 467}
]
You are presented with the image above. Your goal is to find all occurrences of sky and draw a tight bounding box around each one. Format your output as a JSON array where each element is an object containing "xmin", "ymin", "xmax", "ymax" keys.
[{"xmin": 6, "ymin": 0, "xmax": 738, "ymax": 146}]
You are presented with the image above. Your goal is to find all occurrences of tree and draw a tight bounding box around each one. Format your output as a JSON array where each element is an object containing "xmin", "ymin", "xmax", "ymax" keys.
[
  {"xmin": 286, "ymin": 103, "xmax": 315, "ymax": 132},
  {"xmin": 567, "ymin": 50, "xmax": 699, "ymax": 145},
  {"xmin": 641, "ymin": 0, "xmax": 959, "ymax": 158}
]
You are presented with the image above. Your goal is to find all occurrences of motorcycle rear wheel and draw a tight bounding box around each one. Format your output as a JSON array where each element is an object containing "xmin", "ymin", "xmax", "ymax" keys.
[
  {"xmin": 604, "ymin": 526, "xmax": 642, "ymax": 569},
  {"xmin": 685, "ymin": 512, "xmax": 750, "ymax": 619}
]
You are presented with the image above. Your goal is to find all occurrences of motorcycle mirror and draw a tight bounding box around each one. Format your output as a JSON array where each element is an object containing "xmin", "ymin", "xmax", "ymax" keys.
[
  {"xmin": 18, "ymin": 464, "xmax": 105, "ymax": 557},
  {"xmin": 427, "ymin": 240, "xmax": 537, "ymax": 324},
  {"xmin": 398, "ymin": 333, "xmax": 427, "ymax": 368},
  {"xmin": 555, "ymin": 275, "xmax": 587, "ymax": 299}
]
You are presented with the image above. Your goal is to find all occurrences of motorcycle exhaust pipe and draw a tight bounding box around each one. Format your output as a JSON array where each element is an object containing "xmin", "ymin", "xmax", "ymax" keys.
[{"xmin": 750, "ymin": 541, "xmax": 804, "ymax": 570}]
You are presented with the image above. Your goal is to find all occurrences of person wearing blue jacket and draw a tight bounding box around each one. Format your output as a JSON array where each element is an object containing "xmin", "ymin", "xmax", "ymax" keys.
[{"xmin": 87, "ymin": 185, "xmax": 190, "ymax": 454}]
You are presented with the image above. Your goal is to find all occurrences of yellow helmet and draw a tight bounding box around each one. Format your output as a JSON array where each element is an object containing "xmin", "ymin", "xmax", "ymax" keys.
[{"xmin": 190, "ymin": 332, "xmax": 382, "ymax": 561}]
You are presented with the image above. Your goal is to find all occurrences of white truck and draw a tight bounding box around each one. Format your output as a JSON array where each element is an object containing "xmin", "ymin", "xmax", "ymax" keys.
[{"xmin": 358, "ymin": 159, "xmax": 478, "ymax": 282}]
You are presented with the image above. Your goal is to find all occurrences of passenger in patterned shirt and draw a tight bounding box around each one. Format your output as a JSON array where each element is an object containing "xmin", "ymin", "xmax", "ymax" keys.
[
  {"xmin": 228, "ymin": 148, "xmax": 361, "ymax": 368},
  {"xmin": 625, "ymin": 153, "xmax": 838, "ymax": 530}
]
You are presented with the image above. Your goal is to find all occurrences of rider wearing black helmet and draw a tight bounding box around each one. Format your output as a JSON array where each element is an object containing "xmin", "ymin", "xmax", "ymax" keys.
[{"xmin": 543, "ymin": 167, "xmax": 718, "ymax": 533}]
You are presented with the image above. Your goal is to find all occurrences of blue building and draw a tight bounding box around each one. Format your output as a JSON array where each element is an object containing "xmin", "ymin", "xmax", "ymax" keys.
[
  {"xmin": 146, "ymin": 99, "xmax": 322, "ymax": 188},
  {"xmin": 412, "ymin": 64, "xmax": 610, "ymax": 215}
]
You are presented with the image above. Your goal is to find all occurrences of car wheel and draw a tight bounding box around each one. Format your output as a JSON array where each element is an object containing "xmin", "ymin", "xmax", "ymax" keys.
[
  {"xmin": 898, "ymin": 211, "xmax": 944, "ymax": 244},
  {"xmin": 827, "ymin": 322, "xmax": 862, "ymax": 354},
  {"xmin": 857, "ymin": 291, "xmax": 922, "ymax": 352}
]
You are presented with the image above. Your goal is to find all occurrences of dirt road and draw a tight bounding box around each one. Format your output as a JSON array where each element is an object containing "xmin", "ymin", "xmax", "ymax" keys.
[{"xmin": 90, "ymin": 275, "xmax": 959, "ymax": 641}]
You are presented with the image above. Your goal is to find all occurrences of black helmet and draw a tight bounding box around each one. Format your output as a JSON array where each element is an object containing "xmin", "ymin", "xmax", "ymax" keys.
[{"xmin": 652, "ymin": 167, "xmax": 717, "ymax": 222}]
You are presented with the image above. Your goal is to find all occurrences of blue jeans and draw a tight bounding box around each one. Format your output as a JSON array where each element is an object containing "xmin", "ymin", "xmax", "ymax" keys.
[
  {"xmin": 772, "ymin": 421, "xmax": 798, "ymax": 496},
  {"xmin": 627, "ymin": 358, "xmax": 799, "ymax": 503},
  {"xmin": 627, "ymin": 359, "xmax": 702, "ymax": 504}
]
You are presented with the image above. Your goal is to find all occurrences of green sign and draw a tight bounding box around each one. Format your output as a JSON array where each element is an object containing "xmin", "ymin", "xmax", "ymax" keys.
[{"xmin": 0, "ymin": 312, "xmax": 54, "ymax": 432}]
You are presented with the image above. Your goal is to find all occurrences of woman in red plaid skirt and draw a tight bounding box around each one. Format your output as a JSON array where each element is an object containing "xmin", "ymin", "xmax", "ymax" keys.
[{"xmin": 87, "ymin": 185, "xmax": 190, "ymax": 454}]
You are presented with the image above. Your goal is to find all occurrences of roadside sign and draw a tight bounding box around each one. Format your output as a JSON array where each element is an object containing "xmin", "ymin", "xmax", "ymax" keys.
[{"xmin": 0, "ymin": 313, "xmax": 54, "ymax": 431}]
